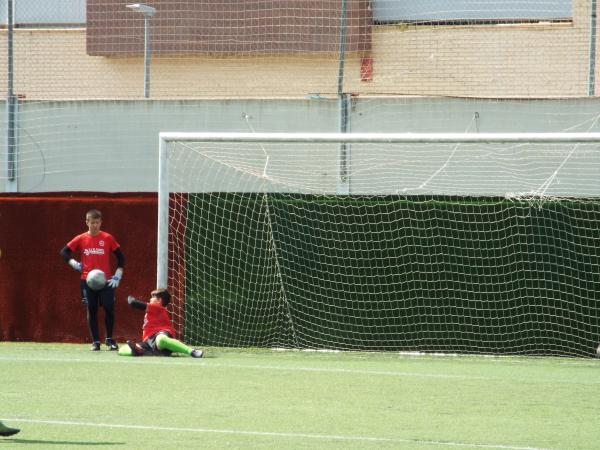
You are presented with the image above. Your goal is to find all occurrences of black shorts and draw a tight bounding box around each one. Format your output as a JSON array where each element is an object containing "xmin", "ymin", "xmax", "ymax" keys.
[
  {"xmin": 80, "ymin": 280, "xmax": 115, "ymax": 310},
  {"xmin": 140, "ymin": 331, "xmax": 173, "ymax": 356}
]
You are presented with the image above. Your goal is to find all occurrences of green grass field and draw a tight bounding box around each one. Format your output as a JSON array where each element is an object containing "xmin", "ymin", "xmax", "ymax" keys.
[{"xmin": 1, "ymin": 343, "xmax": 598, "ymax": 449}]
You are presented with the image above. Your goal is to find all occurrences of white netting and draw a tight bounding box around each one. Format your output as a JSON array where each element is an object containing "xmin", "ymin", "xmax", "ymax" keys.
[{"xmin": 161, "ymin": 134, "xmax": 600, "ymax": 356}]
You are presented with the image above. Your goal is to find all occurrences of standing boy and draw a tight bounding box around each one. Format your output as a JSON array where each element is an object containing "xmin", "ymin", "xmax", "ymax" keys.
[
  {"xmin": 118, "ymin": 288, "xmax": 203, "ymax": 358},
  {"xmin": 60, "ymin": 209, "xmax": 125, "ymax": 351}
]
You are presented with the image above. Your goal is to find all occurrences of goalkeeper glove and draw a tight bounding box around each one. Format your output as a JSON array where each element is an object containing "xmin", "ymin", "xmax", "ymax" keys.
[
  {"xmin": 107, "ymin": 268, "xmax": 123, "ymax": 289},
  {"xmin": 68, "ymin": 259, "xmax": 82, "ymax": 272}
]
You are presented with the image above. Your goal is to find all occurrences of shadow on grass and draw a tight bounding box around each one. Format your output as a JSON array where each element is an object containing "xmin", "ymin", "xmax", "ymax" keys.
[{"xmin": 0, "ymin": 438, "xmax": 125, "ymax": 446}]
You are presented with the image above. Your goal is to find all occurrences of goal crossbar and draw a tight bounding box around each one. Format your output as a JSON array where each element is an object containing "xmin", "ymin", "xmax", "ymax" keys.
[{"xmin": 159, "ymin": 131, "xmax": 600, "ymax": 144}]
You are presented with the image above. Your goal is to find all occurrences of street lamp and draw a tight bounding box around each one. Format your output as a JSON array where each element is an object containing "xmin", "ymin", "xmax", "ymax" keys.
[{"xmin": 126, "ymin": 3, "xmax": 156, "ymax": 98}]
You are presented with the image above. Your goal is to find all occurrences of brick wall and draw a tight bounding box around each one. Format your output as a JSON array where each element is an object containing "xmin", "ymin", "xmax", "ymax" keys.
[{"xmin": 0, "ymin": 0, "xmax": 595, "ymax": 99}]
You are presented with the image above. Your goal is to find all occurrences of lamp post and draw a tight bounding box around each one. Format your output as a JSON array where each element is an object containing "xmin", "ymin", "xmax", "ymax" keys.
[
  {"xmin": 6, "ymin": 0, "xmax": 17, "ymax": 191},
  {"xmin": 126, "ymin": 3, "xmax": 156, "ymax": 98}
]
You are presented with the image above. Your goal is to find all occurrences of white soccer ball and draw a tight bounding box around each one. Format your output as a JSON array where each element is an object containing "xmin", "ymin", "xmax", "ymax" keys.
[
  {"xmin": 86, "ymin": 269, "xmax": 107, "ymax": 291},
  {"xmin": 596, "ymin": 343, "xmax": 600, "ymax": 358}
]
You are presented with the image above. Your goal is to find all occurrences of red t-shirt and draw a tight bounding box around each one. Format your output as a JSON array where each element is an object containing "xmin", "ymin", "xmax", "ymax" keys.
[
  {"xmin": 67, "ymin": 231, "xmax": 120, "ymax": 280},
  {"xmin": 142, "ymin": 302, "xmax": 176, "ymax": 341}
]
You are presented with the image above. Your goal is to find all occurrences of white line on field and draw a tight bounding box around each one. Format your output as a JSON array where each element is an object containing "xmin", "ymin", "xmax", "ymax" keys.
[
  {"xmin": 0, "ymin": 355, "xmax": 493, "ymax": 380},
  {"xmin": 1, "ymin": 418, "xmax": 552, "ymax": 450},
  {"xmin": 0, "ymin": 355, "xmax": 598, "ymax": 385}
]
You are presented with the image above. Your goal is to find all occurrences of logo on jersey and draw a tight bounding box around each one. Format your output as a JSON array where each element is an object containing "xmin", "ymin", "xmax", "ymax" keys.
[
  {"xmin": 99, "ymin": 240, "xmax": 105, "ymax": 247},
  {"xmin": 84, "ymin": 248, "xmax": 106, "ymax": 256}
]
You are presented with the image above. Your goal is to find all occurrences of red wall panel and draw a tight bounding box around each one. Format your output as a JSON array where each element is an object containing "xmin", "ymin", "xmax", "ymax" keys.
[
  {"xmin": 0, "ymin": 193, "xmax": 157, "ymax": 343},
  {"xmin": 87, "ymin": 0, "xmax": 372, "ymax": 55}
]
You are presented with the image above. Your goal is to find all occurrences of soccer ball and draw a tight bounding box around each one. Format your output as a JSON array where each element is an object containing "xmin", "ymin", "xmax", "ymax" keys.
[
  {"xmin": 596, "ymin": 343, "xmax": 600, "ymax": 358},
  {"xmin": 86, "ymin": 269, "xmax": 106, "ymax": 291}
]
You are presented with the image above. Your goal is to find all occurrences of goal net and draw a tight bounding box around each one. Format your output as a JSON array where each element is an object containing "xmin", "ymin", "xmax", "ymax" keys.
[{"xmin": 159, "ymin": 132, "xmax": 600, "ymax": 357}]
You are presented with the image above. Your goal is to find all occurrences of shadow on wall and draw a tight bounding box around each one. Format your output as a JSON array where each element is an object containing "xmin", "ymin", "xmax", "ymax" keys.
[{"xmin": 0, "ymin": 193, "xmax": 157, "ymax": 343}]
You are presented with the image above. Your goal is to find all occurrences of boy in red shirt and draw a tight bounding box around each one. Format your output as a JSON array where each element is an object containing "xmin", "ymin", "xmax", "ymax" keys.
[
  {"xmin": 118, "ymin": 288, "xmax": 203, "ymax": 358},
  {"xmin": 60, "ymin": 209, "xmax": 125, "ymax": 351}
]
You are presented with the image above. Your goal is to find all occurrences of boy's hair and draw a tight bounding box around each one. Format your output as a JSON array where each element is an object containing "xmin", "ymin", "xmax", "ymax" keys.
[
  {"xmin": 151, "ymin": 288, "xmax": 171, "ymax": 306},
  {"xmin": 86, "ymin": 209, "xmax": 102, "ymax": 220}
]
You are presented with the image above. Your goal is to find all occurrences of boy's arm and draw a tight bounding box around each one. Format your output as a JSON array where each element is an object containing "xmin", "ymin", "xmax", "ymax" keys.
[
  {"xmin": 59, "ymin": 246, "xmax": 72, "ymax": 262},
  {"xmin": 113, "ymin": 248, "xmax": 125, "ymax": 268},
  {"xmin": 127, "ymin": 296, "xmax": 147, "ymax": 311},
  {"xmin": 107, "ymin": 248, "xmax": 126, "ymax": 288},
  {"xmin": 60, "ymin": 245, "xmax": 82, "ymax": 272}
]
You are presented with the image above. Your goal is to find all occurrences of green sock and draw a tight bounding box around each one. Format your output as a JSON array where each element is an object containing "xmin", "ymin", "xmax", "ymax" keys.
[
  {"xmin": 118, "ymin": 346, "xmax": 134, "ymax": 357},
  {"xmin": 156, "ymin": 334, "xmax": 192, "ymax": 355}
]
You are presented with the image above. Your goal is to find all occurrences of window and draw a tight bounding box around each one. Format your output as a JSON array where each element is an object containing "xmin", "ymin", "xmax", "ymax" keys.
[
  {"xmin": 373, "ymin": 0, "xmax": 572, "ymax": 24},
  {"xmin": 0, "ymin": 0, "xmax": 85, "ymax": 27}
]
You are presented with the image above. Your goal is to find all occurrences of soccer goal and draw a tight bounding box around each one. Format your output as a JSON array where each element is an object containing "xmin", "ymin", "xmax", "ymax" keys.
[{"xmin": 158, "ymin": 132, "xmax": 600, "ymax": 356}]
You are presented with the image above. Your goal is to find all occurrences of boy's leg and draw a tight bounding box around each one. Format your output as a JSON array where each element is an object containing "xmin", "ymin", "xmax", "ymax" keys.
[
  {"xmin": 155, "ymin": 333, "xmax": 202, "ymax": 356},
  {"xmin": 80, "ymin": 281, "xmax": 89, "ymax": 306},
  {"xmin": 118, "ymin": 341, "xmax": 147, "ymax": 357},
  {"xmin": 83, "ymin": 282, "xmax": 101, "ymax": 350},
  {"xmin": 101, "ymin": 288, "xmax": 118, "ymax": 350}
]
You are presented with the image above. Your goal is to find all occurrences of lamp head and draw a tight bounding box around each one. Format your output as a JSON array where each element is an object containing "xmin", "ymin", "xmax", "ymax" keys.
[{"xmin": 126, "ymin": 3, "xmax": 156, "ymax": 17}]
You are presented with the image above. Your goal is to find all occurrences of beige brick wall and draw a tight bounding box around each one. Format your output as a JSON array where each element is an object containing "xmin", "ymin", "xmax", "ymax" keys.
[
  {"xmin": 348, "ymin": 0, "xmax": 594, "ymax": 98},
  {"xmin": 353, "ymin": 25, "xmax": 590, "ymax": 98},
  {"xmin": 0, "ymin": 0, "xmax": 595, "ymax": 99},
  {"xmin": 0, "ymin": 29, "xmax": 350, "ymax": 100}
]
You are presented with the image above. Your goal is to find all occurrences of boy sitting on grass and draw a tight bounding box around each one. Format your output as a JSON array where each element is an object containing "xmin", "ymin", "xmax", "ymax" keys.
[{"xmin": 118, "ymin": 288, "xmax": 203, "ymax": 358}]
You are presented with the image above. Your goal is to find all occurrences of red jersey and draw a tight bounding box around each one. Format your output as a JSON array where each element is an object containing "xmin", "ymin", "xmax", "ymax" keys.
[
  {"xmin": 142, "ymin": 302, "xmax": 176, "ymax": 341},
  {"xmin": 67, "ymin": 231, "xmax": 120, "ymax": 280}
]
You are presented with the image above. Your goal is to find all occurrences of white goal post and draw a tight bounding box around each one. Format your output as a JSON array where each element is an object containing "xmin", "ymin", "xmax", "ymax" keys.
[{"xmin": 158, "ymin": 132, "xmax": 600, "ymax": 355}]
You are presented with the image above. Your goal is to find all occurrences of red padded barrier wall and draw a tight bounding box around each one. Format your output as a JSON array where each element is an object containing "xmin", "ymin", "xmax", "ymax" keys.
[{"xmin": 0, "ymin": 193, "xmax": 157, "ymax": 343}]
